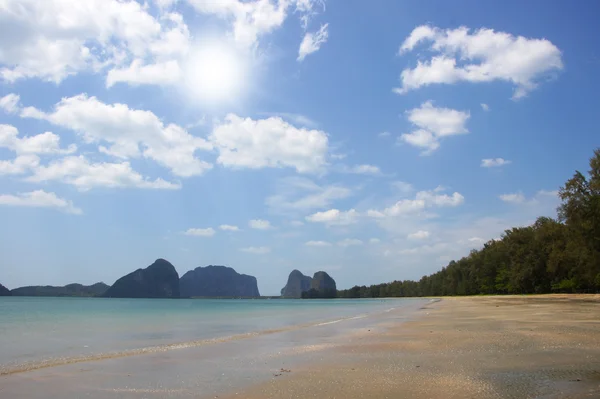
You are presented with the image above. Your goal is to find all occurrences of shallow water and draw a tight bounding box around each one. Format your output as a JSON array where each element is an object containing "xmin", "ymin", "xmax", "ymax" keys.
[{"xmin": 0, "ymin": 296, "xmax": 423, "ymax": 373}]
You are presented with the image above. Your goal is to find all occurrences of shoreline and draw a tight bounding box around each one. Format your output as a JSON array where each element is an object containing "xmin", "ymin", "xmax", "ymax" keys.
[
  {"xmin": 0, "ymin": 307, "xmax": 411, "ymax": 377},
  {"xmin": 0, "ymin": 298, "xmax": 428, "ymax": 398},
  {"xmin": 221, "ymin": 295, "xmax": 600, "ymax": 399},
  {"xmin": 1, "ymin": 296, "xmax": 598, "ymax": 398}
]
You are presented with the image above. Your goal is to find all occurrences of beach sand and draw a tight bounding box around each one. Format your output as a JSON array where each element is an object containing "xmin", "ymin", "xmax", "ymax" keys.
[
  {"xmin": 222, "ymin": 295, "xmax": 600, "ymax": 399},
  {"xmin": 1, "ymin": 296, "xmax": 599, "ymax": 398}
]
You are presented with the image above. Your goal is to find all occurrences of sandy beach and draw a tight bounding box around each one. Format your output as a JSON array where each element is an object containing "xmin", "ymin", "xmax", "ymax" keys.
[
  {"xmin": 223, "ymin": 295, "xmax": 600, "ymax": 399},
  {"xmin": 1, "ymin": 296, "xmax": 599, "ymax": 398}
]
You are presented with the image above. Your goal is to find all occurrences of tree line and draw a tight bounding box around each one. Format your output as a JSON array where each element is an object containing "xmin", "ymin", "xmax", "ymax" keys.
[{"xmin": 338, "ymin": 149, "xmax": 600, "ymax": 298}]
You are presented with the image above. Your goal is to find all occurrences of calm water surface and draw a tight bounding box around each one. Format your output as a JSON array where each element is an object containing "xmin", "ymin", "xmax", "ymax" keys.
[{"xmin": 0, "ymin": 297, "xmax": 422, "ymax": 369}]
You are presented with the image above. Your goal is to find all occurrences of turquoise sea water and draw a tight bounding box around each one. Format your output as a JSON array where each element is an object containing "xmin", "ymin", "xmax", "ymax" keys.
[{"xmin": 0, "ymin": 297, "xmax": 423, "ymax": 372}]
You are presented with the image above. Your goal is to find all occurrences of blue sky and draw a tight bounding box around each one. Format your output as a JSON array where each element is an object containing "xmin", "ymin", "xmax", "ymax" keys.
[{"xmin": 1, "ymin": 0, "xmax": 599, "ymax": 295}]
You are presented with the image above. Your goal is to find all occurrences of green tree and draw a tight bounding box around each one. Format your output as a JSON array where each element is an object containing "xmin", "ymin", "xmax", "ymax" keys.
[{"xmin": 336, "ymin": 149, "xmax": 600, "ymax": 298}]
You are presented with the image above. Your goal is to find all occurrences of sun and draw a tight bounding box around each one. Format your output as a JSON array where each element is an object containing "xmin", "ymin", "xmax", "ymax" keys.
[{"xmin": 184, "ymin": 42, "xmax": 245, "ymax": 103}]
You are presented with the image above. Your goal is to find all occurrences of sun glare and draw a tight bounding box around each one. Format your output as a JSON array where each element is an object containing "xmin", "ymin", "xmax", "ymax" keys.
[{"xmin": 184, "ymin": 42, "xmax": 245, "ymax": 104}]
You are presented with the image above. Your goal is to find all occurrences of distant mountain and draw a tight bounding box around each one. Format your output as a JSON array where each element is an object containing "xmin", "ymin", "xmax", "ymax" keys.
[
  {"xmin": 304, "ymin": 271, "xmax": 337, "ymax": 298},
  {"xmin": 10, "ymin": 282, "xmax": 108, "ymax": 297},
  {"xmin": 281, "ymin": 270, "xmax": 313, "ymax": 298},
  {"xmin": 0, "ymin": 283, "xmax": 11, "ymax": 296},
  {"xmin": 179, "ymin": 265, "xmax": 260, "ymax": 297},
  {"xmin": 102, "ymin": 259, "xmax": 180, "ymax": 298},
  {"xmin": 312, "ymin": 271, "xmax": 337, "ymax": 292}
]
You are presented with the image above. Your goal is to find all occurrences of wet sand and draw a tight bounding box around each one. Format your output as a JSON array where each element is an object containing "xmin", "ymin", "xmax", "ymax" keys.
[
  {"xmin": 0, "ymin": 299, "xmax": 426, "ymax": 398},
  {"xmin": 223, "ymin": 295, "xmax": 600, "ymax": 399},
  {"xmin": 1, "ymin": 296, "xmax": 599, "ymax": 398}
]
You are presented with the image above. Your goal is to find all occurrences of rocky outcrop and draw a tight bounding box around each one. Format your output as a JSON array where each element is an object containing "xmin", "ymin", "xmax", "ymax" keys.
[
  {"xmin": 311, "ymin": 271, "xmax": 337, "ymax": 293},
  {"xmin": 306, "ymin": 271, "xmax": 337, "ymax": 298},
  {"xmin": 179, "ymin": 265, "xmax": 260, "ymax": 297},
  {"xmin": 11, "ymin": 282, "xmax": 108, "ymax": 297},
  {"xmin": 281, "ymin": 270, "xmax": 337, "ymax": 298},
  {"xmin": 280, "ymin": 270, "xmax": 314, "ymax": 298},
  {"xmin": 0, "ymin": 283, "xmax": 10, "ymax": 296},
  {"xmin": 103, "ymin": 259, "xmax": 180, "ymax": 298}
]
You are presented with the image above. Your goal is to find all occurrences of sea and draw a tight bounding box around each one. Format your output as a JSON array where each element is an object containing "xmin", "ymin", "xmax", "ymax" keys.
[{"xmin": 0, "ymin": 296, "xmax": 428, "ymax": 398}]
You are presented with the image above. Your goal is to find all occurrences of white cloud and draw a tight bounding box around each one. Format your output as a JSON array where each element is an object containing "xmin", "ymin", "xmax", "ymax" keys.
[
  {"xmin": 0, "ymin": 155, "xmax": 40, "ymax": 175},
  {"xmin": 0, "ymin": 94, "xmax": 20, "ymax": 114},
  {"xmin": 391, "ymin": 181, "xmax": 414, "ymax": 194},
  {"xmin": 399, "ymin": 243, "xmax": 448, "ymax": 256},
  {"xmin": 219, "ymin": 224, "xmax": 240, "ymax": 231},
  {"xmin": 106, "ymin": 60, "xmax": 182, "ymax": 88},
  {"xmin": 298, "ymin": 23, "xmax": 329, "ymax": 61},
  {"xmin": 0, "ymin": 0, "xmax": 190, "ymax": 85},
  {"xmin": 481, "ymin": 103, "xmax": 490, "ymax": 111},
  {"xmin": 468, "ymin": 237, "xmax": 485, "ymax": 243},
  {"xmin": 499, "ymin": 192, "xmax": 525, "ymax": 204},
  {"xmin": 0, "ymin": 0, "xmax": 323, "ymax": 89},
  {"xmin": 347, "ymin": 164, "xmax": 381, "ymax": 175},
  {"xmin": 407, "ymin": 101, "xmax": 470, "ymax": 137},
  {"xmin": 367, "ymin": 187, "xmax": 464, "ymax": 218},
  {"xmin": 399, "ymin": 129, "xmax": 439, "ymax": 154},
  {"xmin": 186, "ymin": 116, "xmax": 207, "ymax": 130},
  {"xmin": 369, "ymin": 199, "xmax": 425, "ymax": 217},
  {"xmin": 25, "ymin": 156, "xmax": 180, "ymax": 191},
  {"xmin": 20, "ymin": 106, "xmax": 46, "ymax": 119},
  {"xmin": 500, "ymin": 190, "xmax": 557, "ymax": 205},
  {"xmin": 537, "ymin": 190, "xmax": 558, "ymax": 198},
  {"xmin": 290, "ymin": 220, "xmax": 305, "ymax": 227},
  {"xmin": 398, "ymin": 25, "xmax": 437, "ymax": 54},
  {"xmin": 330, "ymin": 153, "xmax": 347, "ymax": 160},
  {"xmin": 266, "ymin": 177, "xmax": 351, "ymax": 214},
  {"xmin": 378, "ymin": 131, "xmax": 391, "ymax": 138},
  {"xmin": 155, "ymin": 0, "xmax": 179, "ymax": 9},
  {"xmin": 396, "ymin": 25, "xmax": 563, "ymax": 99},
  {"xmin": 0, "ymin": 124, "xmax": 76, "ymax": 155},
  {"xmin": 305, "ymin": 240, "xmax": 332, "ymax": 247},
  {"xmin": 337, "ymin": 238, "xmax": 363, "ymax": 247},
  {"xmin": 366, "ymin": 209, "xmax": 386, "ymax": 218},
  {"xmin": 21, "ymin": 94, "xmax": 212, "ymax": 177},
  {"xmin": 0, "ymin": 190, "xmax": 82, "ymax": 215},
  {"xmin": 187, "ymin": 0, "xmax": 322, "ymax": 48},
  {"xmin": 481, "ymin": 158, "xmax": 511, "ymax": 168},
  {"xmin": 416, "ymin": 190, "xmax": 464, "ymax": 207},
  {"xmin": 369, "ymin": 238, "xmax": 381, "ymax": 244},
  {"xmin": 294, "ymin": 0, "xmax": 326, "ymax": 29},
  {"xmin": 408, "ymin": 230, "xmax": 430, "ymax": 240},
  {"xmin": 263, "ymin": 112, "xmax": 318, "ymax": 128},
  {"xmin": 306, "ymin": 208, "xmax": 359, "ymax": 226},
  {"xmin": 368, "ymin": 188, "xmax": 560, "ymax": 278},
  {"xmin": 399, "ymin": 101, "xmax": 470, "ymax": 155},
  {"xmin": 272, "ymin": 185, "xmax": 351, "ymax": 210},
  {"xmin": 184, "ymin": 227, "xmax": 215, "ymax": 237},
  {"xmin": 249, "ymin": 219, "xmax": 273, "ymax": 230},
  {"xmin": 210, "ymin": 114, "xmax": 328, "ymax": 173},
  {"xmin": 240, "ymin": 246, "xmax": 271, "ymax": 254},
  {"xmin": 187, "ymin": 0, "xmax": 286, "ymax": 48}
]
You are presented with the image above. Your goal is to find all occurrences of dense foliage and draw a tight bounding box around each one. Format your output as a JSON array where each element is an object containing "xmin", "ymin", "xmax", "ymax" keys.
[
  {"xmin": 338, "ymin": 149, "xmax": 600, "ymax": 298},
  {"xmin": 10, "ymin": 283, "xmax": 108, "ymax": 297}
]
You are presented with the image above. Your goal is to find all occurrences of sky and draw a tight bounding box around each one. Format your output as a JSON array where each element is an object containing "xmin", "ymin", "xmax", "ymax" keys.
[{"xmin": 1, "ymin": 0, "xmax": 599, "ymax": 295}]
